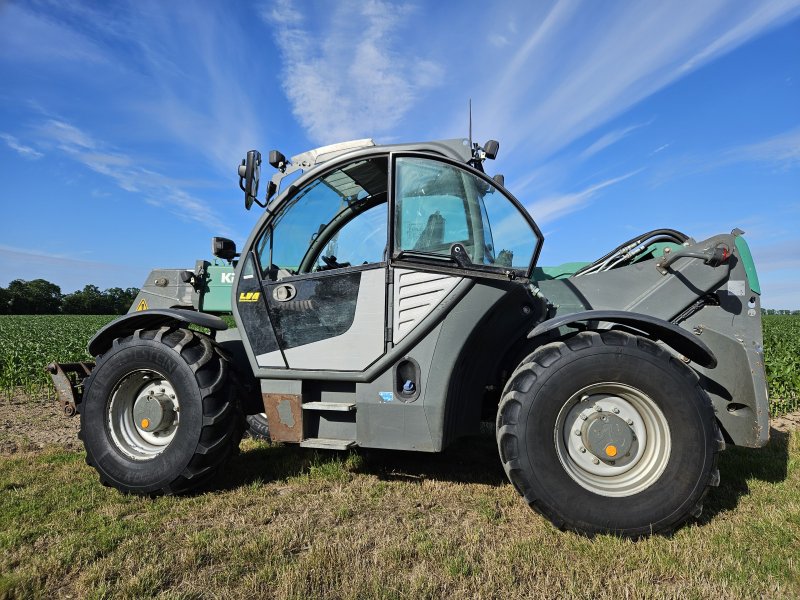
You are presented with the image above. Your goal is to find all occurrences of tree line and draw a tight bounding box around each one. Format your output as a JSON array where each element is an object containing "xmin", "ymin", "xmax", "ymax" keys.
[{"xmin": 0, "ymin": 279, "xmax": 139, "ymax": 315}]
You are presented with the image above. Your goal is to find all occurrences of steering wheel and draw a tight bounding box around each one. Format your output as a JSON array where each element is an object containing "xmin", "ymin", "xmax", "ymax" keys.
[{"xmin": 320, "ymin": 255, "xmax": 341, "ymax": 269}]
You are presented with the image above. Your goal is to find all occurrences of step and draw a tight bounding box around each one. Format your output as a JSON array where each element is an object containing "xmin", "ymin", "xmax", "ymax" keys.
[
  {"xmin": 301, "ymin": 401, "xmax": 356, "ymax": 412},
  {"xmin": 300, "ymin": 438, "xmax": 357, "ymax": 450}
]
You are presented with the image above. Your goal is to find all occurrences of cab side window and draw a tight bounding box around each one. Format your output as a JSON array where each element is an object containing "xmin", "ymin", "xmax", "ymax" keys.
[
  {"xmin": 256, "ymin": 157, "xmax": 388, "ymax": 277},
  {"xmin": 394, "ymin": 157, "xmax": 537, "ymax": 271}
]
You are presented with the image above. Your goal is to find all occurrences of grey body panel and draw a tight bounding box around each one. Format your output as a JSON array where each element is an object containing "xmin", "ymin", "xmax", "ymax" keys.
[
  {"xmin": 535, "ymin": 234, "xmax": 735, "ymax": 321},
  {"xmin": 129, "ymin": 268, "xmax": 197, "ymax": 313},
  {"xmin": 534, "ymin": 232, "xmax": 768, "ymax": 447}
]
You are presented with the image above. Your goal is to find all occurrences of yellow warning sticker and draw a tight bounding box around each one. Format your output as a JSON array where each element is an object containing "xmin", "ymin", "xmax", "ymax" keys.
[
  {"xmin": 238, "ymin": 291, "xmax": 261, "ymax": 303},
  {"xmin": 136, "ymin": 298, "xmax": 149, "ymax": 311}
]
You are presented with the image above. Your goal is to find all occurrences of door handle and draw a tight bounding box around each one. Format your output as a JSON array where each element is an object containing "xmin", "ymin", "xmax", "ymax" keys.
[{"xmin": 273, "ymin": 284, "xmax": 297, "ymax": 302}]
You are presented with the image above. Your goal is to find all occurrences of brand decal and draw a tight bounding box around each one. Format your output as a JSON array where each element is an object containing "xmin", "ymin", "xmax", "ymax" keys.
[
  {"xmin": 239, "ymin": 291, "xmax": 261, "ymax": 303},
  {"xmin": 221, "ymin": 272, "xmax": 234, "ymax": 284}
]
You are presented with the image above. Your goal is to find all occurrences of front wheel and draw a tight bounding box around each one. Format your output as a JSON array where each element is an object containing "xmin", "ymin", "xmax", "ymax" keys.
[
  {"xmin": 80, "ymin": 327, "xmax": 245, "ymax": 495},
  {"xmin": 496, "ymin": 330, "xmax": 722, "ymax": 537}
]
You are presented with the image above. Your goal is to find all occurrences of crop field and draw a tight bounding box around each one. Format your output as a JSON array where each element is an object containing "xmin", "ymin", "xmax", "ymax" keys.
[
  {"xmin": 1, "ymin": 314, "xmax": 798, "ymax": 414},
  {"xmin": 762, "ymin": 315, "xmax": 800, "ymax": 415},
  {"xmin": 0, "ymin": 315, "xmax": 115, "ymax": 396}
]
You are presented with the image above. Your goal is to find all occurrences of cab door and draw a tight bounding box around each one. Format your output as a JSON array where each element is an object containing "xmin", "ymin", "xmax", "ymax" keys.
[{"xmin": 245, "ymin": 156, "xmax": 389, "ymax": 372}]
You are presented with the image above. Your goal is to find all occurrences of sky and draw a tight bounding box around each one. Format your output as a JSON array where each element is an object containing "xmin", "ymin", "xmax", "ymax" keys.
[{"xmin": 0, "ymin": 0, "xmax": 798, "ymax": 308}]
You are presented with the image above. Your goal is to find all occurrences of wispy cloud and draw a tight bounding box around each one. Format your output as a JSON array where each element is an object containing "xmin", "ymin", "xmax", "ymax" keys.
[
  {"xmin": 473, "ymin": 1, "xmax": 800, "ymax": 160},
  {"xmin": 0, "ymin": 2, "xmax": 109, "ymax": 66},
  {"xmin": 0, "ymin": 133, "xmax": 43, "ymax": 159},
  {"xmin": 525, "ymin": 170, "xmax": 642, "ymax": 225},
  {"xmin": 34, "ymin": 118, "xmax": 231, "ymax": 233},
  {"xmin": 0, "ymin": 244, "xmax": 141, "ymax": 291},
  {"xmin": 262, "ymin": 0, "xmax": 443, "ymax": 144},
  {"xmin": 2, "ymin": 2, "xmax": 267, "ymax": 177},
  {"xmin": 751, "ymin": 239, "xmax": 800, "ymax": 273},
  {"xmin": 724, "ymin": 127, "xmax": 800, "ymax": 168},
  {"xmin": 580, "ymin": 121, "xmax": 652, "ymax": 159},
  {"xmin": 652, "ymin": 127, "xmax": 800, "ymax": 185}
]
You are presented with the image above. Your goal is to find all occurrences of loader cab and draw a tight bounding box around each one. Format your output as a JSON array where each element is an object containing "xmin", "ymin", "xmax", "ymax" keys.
[{"xmin": 233, "ymin": 143, "xmax": 543, "ymax": 377}]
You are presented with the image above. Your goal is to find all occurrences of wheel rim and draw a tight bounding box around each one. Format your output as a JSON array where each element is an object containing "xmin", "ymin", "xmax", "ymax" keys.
[
  {"xmin": 554, "ymin": 382, "xmax": 671, "ymax": 497},
  {"xmin": 107, "ymin": 369, "xmax": 180, "ymax": 461}
]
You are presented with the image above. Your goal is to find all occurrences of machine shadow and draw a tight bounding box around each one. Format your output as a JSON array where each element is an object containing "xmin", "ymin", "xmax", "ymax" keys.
[
  {"xmin": 213, "ymin": 423, "xmax": 507, "ymax": 492},
  {"xmin": 214, "ymin": 424, "xmax": 792, "ymax": 511},
  {"xmin": 698, "ymin": 426, "xmax": 790, "ymax": 524}
]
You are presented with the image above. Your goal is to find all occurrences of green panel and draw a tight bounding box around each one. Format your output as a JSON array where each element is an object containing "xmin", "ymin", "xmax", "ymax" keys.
[
  {"xmin": 202, "ymin": 264, "xmax": 234, "ymax": 313},
  {"xmin": 531, "ymin": 262, "xmax": 590, "ymax": 281},
  {"xmin": 734, "ymin": 236, "xmax": 761, "ymax": 295}
]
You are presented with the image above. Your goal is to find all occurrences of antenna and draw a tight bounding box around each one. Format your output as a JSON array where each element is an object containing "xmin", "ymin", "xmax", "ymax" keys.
[{"xmin": 468, "ymin": 98, "xmax": 473, "ymax": 149}]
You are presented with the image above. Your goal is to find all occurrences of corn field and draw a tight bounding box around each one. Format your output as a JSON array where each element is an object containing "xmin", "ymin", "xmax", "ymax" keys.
[{"xmin": 0, "ymin": 314, "xmax": 798, "ymax": 415}]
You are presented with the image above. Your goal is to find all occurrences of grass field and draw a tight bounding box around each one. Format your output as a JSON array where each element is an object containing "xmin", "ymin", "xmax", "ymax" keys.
[
  {"xmin": 0, "ymin": 314, "xmax": 799, "ymax": 597},
  {"xmin": 2, "ymin": 313, "xmax": 798, "ymax": 414},
  {"xmin": 0, "ymin": 420, "xmax": 797, "ymax": 598}
]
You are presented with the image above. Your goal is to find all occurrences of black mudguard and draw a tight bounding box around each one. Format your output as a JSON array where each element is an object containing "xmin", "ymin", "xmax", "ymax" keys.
[
  {"xmin": 528, "ymin": 309, "xmax": 717, "ymax": 369},
  {"xmin": 88, "ymin": 309, "xmax": 227, "ymax": 356}
]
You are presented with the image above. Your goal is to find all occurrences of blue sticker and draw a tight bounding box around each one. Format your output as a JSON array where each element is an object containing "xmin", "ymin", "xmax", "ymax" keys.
[{"xmin": 378, "ymin": 391, "xmax": 394, "ymax": 403}]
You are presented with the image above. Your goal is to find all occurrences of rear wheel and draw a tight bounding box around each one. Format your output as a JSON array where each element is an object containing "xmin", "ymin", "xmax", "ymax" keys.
[
  {"xmin": 496, "ymin": 330, "xmax": 721, "ymax": 537},
  {"xmin": 80, "ymin": 327, "xmax": 245, "ymax": 495}
]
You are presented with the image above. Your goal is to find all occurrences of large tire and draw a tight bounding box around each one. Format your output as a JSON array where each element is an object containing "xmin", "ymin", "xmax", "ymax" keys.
[
  {"xmin": 80, "ymin": 327, "xmax": 245, "ymax": 495},
  {"xmin": 246, "ymin": 413, "xmax": 270, "ymax": 440},
  {"xmin": 496, "ymin": 330, "xmax": 722, "ymax": 537}
]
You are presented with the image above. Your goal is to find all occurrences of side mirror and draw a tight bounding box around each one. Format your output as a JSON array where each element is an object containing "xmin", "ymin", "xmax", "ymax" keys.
[
  {"xmin": 212, "ymin": 237, "xmax": 237, "ymax": 262},
  {"xmin": 238, "ymin": 150, "xmax": 262, "ymax": 210}
]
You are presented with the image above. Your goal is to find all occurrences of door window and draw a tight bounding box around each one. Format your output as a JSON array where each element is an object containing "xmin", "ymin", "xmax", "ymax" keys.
[
  {"xmin": 256, "ymin": 157, "xmax": 388, "ymax": 277},
  {"xmin": 394, "ymin": 157, "xmax": 538, "ymax": 271}
]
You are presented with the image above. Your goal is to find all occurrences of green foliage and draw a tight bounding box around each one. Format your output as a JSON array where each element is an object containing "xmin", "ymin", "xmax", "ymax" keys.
[
  {"xmin": 0, "ymin": 279, "xmax": 138, "ymax": 315},
  {"xmin": 762, "ymin": 315, "xmax": 800, "ymax": 415},
  {"xmin": 0, "ymin": 315, "xmax": 798, "ymax": 414},
  {"xmin": 0, "ymin": 315, "xmax": 115, "ymax": 396},
  {"xmin": 1, "ymin": 279, "xmax": 62, "ymax": 314},
  {"xmin": 61, "ymin": 285, "xmax": 138, "ymax": 315}
]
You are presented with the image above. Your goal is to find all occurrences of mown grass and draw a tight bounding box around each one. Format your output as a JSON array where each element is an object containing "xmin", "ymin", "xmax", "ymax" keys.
[{"xmin": 1, "ymin": 428, "xmax": 798, "ymax": 599}]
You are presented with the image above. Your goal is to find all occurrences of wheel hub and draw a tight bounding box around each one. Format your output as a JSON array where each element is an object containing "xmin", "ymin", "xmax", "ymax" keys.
[
  {"xmin": 555, "ymin": 383, "xmax": 671, "ymax": 497},
  {"xmin": 582, "ymin": 412, "xmax": 634, "ymax": 461},
  {"xmin": 108, "ymin": 371, "xmax": 180, "ymax": 461},
  {"xmin": 133, "ymin": 392, "xmax": 176, "ymax": 433}
]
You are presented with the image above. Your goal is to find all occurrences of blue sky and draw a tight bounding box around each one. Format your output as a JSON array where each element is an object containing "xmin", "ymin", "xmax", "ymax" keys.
[{"xmin": 0, "ymin": 0, "xmax": 798, "ymax": 307}]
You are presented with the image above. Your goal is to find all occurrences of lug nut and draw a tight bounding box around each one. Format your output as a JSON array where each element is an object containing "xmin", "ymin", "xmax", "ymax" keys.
[
  {"xmin": 580, "ymin": 414, "xmax": 588, "ymax": 421},
  {"xmin": 579, "ymin": 446, "xmax": 586, "ymax": 453},
  {"xmin": 612, "ymin": 407, "xmax": 620, "ymax": 414},
  {"xmin": 574, "ymin": 429, "xmax": 582, "ymax": 436},
  {"xmin": 626, "ymin": 419, "xmax": 634, "ymax": 426},
  {"xmin": 594, "ymin": 405, "xmax": 602, "ymax": 412},
  {"xmin": 592, "ymin": 458, "xmax": 600, "ymax": 465},
  {"xmin": 609, "ymin": 460, "xmax": 616, "ymax": 465}
]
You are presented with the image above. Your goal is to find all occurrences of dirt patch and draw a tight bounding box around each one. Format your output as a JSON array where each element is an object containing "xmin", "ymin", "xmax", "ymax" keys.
[
  {"xmin": 0, "ymin": 392, "xmax": 80, "ymax": 453},
  {"xmin": 1, "ymin": 391, "xmax": 799, "ymax": 455},
  {"xmin": 771, "ymin": 412, "xmax": 800, "ymax": 434}
]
